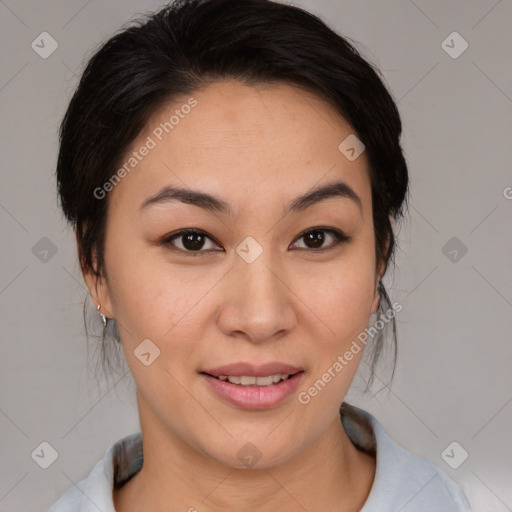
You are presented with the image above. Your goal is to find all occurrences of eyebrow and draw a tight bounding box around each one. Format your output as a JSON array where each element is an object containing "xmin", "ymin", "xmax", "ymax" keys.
[{"xmin": 139, "ymin": 180, "xmax": 362, "ymax": 217}]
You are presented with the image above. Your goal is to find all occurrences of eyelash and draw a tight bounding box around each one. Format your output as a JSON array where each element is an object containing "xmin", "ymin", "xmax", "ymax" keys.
[{"xmin": 159, "ymin": 227, "xmax": 351, "ymax": 257}]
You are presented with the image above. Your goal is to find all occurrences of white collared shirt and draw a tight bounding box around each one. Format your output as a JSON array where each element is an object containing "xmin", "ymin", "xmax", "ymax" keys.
[{"xmin": 48, "ymin": 403, "xmax": 472, "ymax": 511}]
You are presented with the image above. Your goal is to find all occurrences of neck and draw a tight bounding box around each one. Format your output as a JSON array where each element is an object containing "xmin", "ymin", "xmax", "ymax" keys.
[{"xmin": 114, "ymin": 397, "xmax": 375, "ymax": 512}]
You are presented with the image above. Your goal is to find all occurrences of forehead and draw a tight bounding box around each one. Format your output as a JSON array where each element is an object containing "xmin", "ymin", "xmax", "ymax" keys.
[{"xmin": 107, "ymin": 80, "xmax": 371, "ymax": 217}]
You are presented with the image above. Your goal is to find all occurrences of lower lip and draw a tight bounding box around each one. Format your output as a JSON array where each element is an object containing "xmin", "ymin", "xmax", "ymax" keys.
[{"xmin": 200, "ymin": 372, "xmax": 304, "ymax": 410}]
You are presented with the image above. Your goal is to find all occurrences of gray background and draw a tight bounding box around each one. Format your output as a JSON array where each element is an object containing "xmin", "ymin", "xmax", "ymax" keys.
[{"xmin": 0, "ymin": 0, "xmax": 511, "ymax": 511}]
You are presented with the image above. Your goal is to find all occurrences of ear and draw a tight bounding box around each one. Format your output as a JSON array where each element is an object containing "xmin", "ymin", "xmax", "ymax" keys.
[
  {"xmin": 370, "ymin": 260, "xmax": 386, "ymax": 315},
  {"xmin": 370, "ymin": 284, "xmax": 381, "ymax": 315},
  {"xmin": 75, "ymin": 227, "xmax": 114, "ymax": 318},
  {"xmin": 370, "ymin": 216, "xmax": 393, "ymax": 315}
]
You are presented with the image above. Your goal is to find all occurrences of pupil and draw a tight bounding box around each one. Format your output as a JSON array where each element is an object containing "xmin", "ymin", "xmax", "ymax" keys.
[
  {"xmin": 305, "ymin": 230, "xmax": 324, "ymax": 248},
  {"xmin": 183, "ymin": 233, "xmax": 204, "ymax": 250}
]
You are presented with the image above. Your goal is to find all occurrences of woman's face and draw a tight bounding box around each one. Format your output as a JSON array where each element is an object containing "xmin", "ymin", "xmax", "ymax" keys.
[{"xmin": 87, "ymin": 80, "xmax": 383, "ymax": 468}]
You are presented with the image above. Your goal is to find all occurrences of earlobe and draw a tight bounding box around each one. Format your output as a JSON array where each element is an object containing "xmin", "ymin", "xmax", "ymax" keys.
[
  {"xmin": 84, "ymin": 270, "xmax": 114, "ymax": 319},
  {"xmin": 76, "ymin": 226, "xmax": 114, "ymax": 318}
]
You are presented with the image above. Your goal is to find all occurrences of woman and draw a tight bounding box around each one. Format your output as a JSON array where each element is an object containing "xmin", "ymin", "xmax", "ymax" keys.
[{"xmin": 49, "ymin": 0, "xmax": 472, "ymax": 510}]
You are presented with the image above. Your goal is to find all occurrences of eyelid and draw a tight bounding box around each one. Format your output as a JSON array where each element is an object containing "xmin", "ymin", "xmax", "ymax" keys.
[
  {"xmin": 160, "ymin": 229, "xmax": 223, "ymax": 256},
  {"xmin": 160, "ymin": 227, "xmax": 350, "ymax": 255},
  {"xmin": 289, "ymin": 227, "xmax": 351, "ymax": 251}
]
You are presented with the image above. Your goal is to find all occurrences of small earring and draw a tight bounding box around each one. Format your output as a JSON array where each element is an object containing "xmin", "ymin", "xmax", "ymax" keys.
[{"xmin": 96, "ymin": 304, "xmax": 107, "ymax": 327}]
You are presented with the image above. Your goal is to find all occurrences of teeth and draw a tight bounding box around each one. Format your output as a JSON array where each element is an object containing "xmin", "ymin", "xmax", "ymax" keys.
[{"xmin": 218, "ymin": 374, "xmax": 290, "ymax": 386}]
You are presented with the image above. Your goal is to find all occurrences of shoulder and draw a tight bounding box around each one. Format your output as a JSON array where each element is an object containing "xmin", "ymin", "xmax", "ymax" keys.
[
  {"xmin": 48, "ymin": 482, "xmax": 88, "ymax": 512},
  {"xmin": 47, "ymin": 456, "xmax": 108, "ymax": 512},
  {"xmin": 48, "ymin": 432, "xmax": 142, "ymax": 512},
  {"xmin": 341, "ymin": 403, "xmax": 473, "ymax": 512}
]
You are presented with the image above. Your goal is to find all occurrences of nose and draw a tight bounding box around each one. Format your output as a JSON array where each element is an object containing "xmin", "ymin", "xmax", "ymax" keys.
[{"xmin": 216, "ymin": 250, "xmax": 297, "ymax": 344}]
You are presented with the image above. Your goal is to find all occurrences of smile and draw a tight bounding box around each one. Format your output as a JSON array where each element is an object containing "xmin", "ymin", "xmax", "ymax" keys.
[
  {"xmin": 199, "ymin": 370, "xmax": 305, "ymax": 410},
  {"xmin": 211, "ymin": 374, "xmax": 294, "ymax": 386}
]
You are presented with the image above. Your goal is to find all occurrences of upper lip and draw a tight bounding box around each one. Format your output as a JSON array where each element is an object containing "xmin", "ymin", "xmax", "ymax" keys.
[{"xmin": 201, "ymin": 362, "xmax": 304, "ymax": 377}]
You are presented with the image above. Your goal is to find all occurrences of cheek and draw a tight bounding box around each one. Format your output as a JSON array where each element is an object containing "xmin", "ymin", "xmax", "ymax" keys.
[
  {"xmin": 109, "ymin": 268, "xmax": 201, "ymax": 341},
  {"xmin": 295, "ymin": 260, "xmax": 375, "ymax": 410},
  {"xmin": 331, "ymin": 271, "xmax": 375, "ymax": 340},
  {"xmin": 104, "ymin": 240, "xmax": 222, "ymax": 374},
  {"xmin": 297, "ymin": 273, "xmax": 375, "ymax": 402},
  {"xmin": 294, "ymin": 242, "xmax": 376, "ymax": 346}
]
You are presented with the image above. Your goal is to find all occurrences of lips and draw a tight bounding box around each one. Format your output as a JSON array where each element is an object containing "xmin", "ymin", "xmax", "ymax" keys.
[
  {"xmin": 200, "ymin": 362, "xmax": 304, "ymax": 378},
  {"xmin": 200, "ymin": 370, "xmax": 304, "ymax": 410},
  {"xmin": 199, "ymin": 362, "xmax": 305, "ymax": 409}
]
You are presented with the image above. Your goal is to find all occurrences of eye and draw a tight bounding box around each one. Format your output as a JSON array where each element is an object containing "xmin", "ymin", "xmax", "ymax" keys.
[
  {"xmin": 290, "ymin": 227, "xmax": 350, "ymax": 252},
  {"xmin": 160, "ymin": 226, "xmax": 350, "ymax": 257},
  {"xmin": 160, "ymin": 229, "xmax": 223, "ymax": 256}
]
